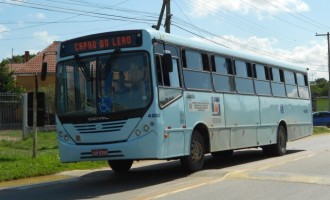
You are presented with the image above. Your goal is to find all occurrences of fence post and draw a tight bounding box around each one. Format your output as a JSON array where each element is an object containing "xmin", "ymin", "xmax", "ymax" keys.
[{"xmin": 22, "ymin": 93, "xmax": 29, "ymax": 139}]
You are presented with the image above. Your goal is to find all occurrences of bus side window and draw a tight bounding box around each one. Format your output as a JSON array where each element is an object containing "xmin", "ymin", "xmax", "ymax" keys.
[
  {"xmin": 297, "ymin": 72, "xmax": 310, "ymax": 99},
  {"xmin": 182, "ymin": 49, "xmax": 212, "ymax": 90},
  {"xmin": 156, "ymin": 54, "xmax": 180, "ymax": 87},
  {"xmin": 212, "ymin": 55, "xmax": 235, "ymax": 92},
  {"xmin": 254, "ymin": 64, "xmax": 271, "ymax": 96},
  {"xmin": 234, "ymin": 60, "xmax": 254, "ymax": 94},
  {"xmin": 156, "ymin": 54, "xmax": 169, "ymax": 86},
  {"xmin": 271, "ymin": 67, "xmax": 286, "ymax": 97},
  {"xmin": 284, "ymin": 70, "xmax": 299, "ymax": 98},
  {"xmin": 183, "ymin": 50, "xmax": 203, "ymax": 70}
]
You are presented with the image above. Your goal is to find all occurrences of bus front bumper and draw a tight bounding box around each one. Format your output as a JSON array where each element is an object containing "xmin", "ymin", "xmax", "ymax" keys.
[{"xmin": 58, "ymin": 131, "xmax": 160, "ymax": 163}]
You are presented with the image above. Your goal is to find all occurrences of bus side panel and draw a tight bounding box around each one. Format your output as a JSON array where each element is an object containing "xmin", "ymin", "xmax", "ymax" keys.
[
  {"xmin": 257, "ymin": 126, "xmax": 275, "ymax": 146},
  {"xmin": 284, "ymin": 99, "xmax": 312, "ymax": 141},
  {"xmin": 209, "ymin": 93, "xmax": 231, "ymax": 152},
  {"xmin": 258, "ymin": 96, "xmax": 279, "ymax": 145},
  {"xmin": 224, "ymin": 94, "xmax": 259, "ymax": 149},
  {"xmin": 259, "ymin": 97, "xmax": 312, "ymax": 142},
  {"xmin": 184, "ymin": 92, "xmax": 214, "ymax": 127},
  {"xmin": 184, "ymin": 92, "xmax": 226, "ymax": 152},
  {"xmin": 210, "ymin": 128, "xmax": 231, "ymax": 152},
  {"xmin": 162, "ymin": 97, "xmax": 186, "ymax": 158}
]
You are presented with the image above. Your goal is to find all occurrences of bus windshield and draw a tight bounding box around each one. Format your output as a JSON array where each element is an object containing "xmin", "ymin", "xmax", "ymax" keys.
[{"xmin": 56, "ymin": 51, "xmax": 151, "ymax": 117}]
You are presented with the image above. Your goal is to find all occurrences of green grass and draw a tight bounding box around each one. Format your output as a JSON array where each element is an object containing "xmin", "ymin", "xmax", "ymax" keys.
[
  {"xmin": 316, "ymin": 98, "xmax": 329, "ymax": 111},
  {"xmin": 313, "ymin": 127, "xmax": 330, "ymax": 135},
  {"xmin": 0, "ymin": 131, "xmax": 107, "ymax": 182}
]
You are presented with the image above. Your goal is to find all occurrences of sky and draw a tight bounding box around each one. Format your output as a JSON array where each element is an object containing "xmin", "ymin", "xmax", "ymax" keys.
[{"xmin": 0, "ymin": 0, "xmax": 329, "ymax": 81}]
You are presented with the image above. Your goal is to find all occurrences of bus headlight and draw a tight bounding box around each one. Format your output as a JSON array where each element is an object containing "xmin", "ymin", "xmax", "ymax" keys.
[
  {"xmin": 135, "ymin": 129, "xmax": 141, "ymax": 136},
  {"xmin": 64, "ymin": 135, "xmax": 70, "ymax": 141},
  {"xmin": 58, "ymin": 131, "xmax": 71, "ymax": 142},
  {"xmin": 144, "ymin": 124, "xmax": 150, "ymax": 132},
  {"xmin": 59, "ymin": 131, "xmax": 64, "ymax": 138}
]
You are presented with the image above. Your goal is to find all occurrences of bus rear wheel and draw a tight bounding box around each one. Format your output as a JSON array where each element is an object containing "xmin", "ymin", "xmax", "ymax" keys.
[
  {"xmin": 262, "ymin": 125, "xmax": 287, "ymax": 156},
  {"xmin": 180, "ymin": 130, "xmax": 205, "ymax": 172},
  {"xmin": 108, "ymin": 160, "xmax": 133, "ymax": 173}
]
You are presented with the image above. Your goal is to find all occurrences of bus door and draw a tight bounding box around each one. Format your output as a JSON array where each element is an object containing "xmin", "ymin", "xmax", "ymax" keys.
[{"xmin": 156, "ymin": 54, "xmax": 185, "ymax": 158}]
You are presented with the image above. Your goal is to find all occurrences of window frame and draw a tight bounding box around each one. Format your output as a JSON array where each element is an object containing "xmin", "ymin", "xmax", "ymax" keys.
[
  {"xmin": 233, "ymin": 59, "xmax": 255, "ymax": 94},
  {"xmin": 254, "ymin": 63, "xmax": 272, "ymax": 96},
  {"xmin": 182, "ymin": 48, "xmax": 212, "ymax": 91},
  {"xmin": 211, "ymin": 54, "xmax": 235, "ymax": 93},
  {"xmin": 284, "ymin": 70, "xmax": 299, "ymax": 98}
]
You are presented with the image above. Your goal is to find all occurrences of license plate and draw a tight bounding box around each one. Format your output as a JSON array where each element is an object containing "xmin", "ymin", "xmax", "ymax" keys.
[{"xmin": 91, "ymin": 149, "xmax": 108, "ymax": 156}]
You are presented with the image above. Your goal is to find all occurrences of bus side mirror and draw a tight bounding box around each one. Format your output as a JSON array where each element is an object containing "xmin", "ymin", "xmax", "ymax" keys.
[
  {"xmin": 41, "ymin": 62, "xmax": 47, "ymax": 81},
  {"xmin": 162, "ymin": 52, "xmax": 173, "ymax": 73}
]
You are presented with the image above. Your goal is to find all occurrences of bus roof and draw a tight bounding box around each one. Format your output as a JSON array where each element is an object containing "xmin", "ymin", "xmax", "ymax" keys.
[{"xmin": 145, "ymin": 29, "xmax": 308, "ymax": 73}]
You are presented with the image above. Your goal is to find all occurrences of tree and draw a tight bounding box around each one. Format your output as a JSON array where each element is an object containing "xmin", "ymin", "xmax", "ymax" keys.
[
  {"xmin": 0, "ymin": 59, "xmax": 25, "ymax": 93},
  {"xmin": 9, "ymin": 54, "xmax": 36, "ymax": 64},
  {"xmin": 310, "ymin": 78, "xmax": 328, "ymax": 97},
  {"xmin": 0, "ymin": 54, "xmax": 36, "ymax": 93}
]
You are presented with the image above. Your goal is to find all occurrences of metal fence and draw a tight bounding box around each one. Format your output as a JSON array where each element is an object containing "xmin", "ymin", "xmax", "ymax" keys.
[{"xmin": 0, "ymin": 93, "xmax": 23, "ymax": 129}]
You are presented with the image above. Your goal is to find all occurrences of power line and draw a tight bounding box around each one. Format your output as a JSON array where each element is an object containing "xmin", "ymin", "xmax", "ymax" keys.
[
  {"xmin": 172, "ymin": 17, "xmax": 327, "ymax": 68},
  {"xmin": 261, "ymin": 0, "xmax": 330, "ymax": 31},
  {"xmin": 239, "ymin": 0, "xmax": 315, "ymax": 34},
  {"xmin": 0, "ymin": 0, "xmax": 156, "ymax": 34},
  {"xmin": 1, "ymin": 0, "xmax": 327, "ymax": 73},
  {"xmin": 180, "ymin": 0, "xmax": 301, "ymax": 50}
]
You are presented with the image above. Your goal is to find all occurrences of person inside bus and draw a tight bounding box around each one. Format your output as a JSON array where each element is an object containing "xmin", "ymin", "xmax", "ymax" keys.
[{"xmin": 126, "ymin": 62, "xmax": 148, "ymax": 108}]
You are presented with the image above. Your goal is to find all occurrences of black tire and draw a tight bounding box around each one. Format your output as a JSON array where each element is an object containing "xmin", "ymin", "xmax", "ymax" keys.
[
  {"xmin": 211, "ymin": 150, "xmax": 233, "ymax": 159},
  {"xmin": 262, "ymin": 125, "xmax": 287, "ymax": 156},
  {"xmin": 180, "ymin": 130, "xmax": 205, "ymax": 172},
  {"xmin": 262, "ymin": 145, "xmax": 273, "ymax": 156},
  {"xmin": 108, "ymin": 160, "xmax": 133, "ymax": 173}
]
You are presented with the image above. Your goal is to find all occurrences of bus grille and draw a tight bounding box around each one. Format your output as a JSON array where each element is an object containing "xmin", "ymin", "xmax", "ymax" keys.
[{"xmin": 73, "ymin": 121, "xmax": 126, "ymax": 134}]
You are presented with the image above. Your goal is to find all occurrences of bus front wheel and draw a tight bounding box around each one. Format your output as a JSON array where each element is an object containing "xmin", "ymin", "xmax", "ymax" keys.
[
  {"xmin": 108, "ymin": 160, "xmax": 133, "ymax": 173},
  {"xmin": 180, "ymin": 130, "xmax": 205, "ymax": 172}
]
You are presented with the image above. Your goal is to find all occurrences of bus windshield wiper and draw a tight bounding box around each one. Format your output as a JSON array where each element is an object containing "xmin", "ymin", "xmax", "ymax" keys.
[
  {"xmin": 102, "ymin": 48, "xmax": 121, "ymax": 80},
  {"xmin": 74, "ymin": 54, "xmax": 91, "ymax": 81}
]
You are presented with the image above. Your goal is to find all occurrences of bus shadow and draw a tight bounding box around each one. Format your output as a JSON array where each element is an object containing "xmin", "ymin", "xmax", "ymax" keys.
[
  {"xmin": 0, "ymin": 149, "xmax": 305, "ymax": 200},
  {"xmin": 59, "ymin": 148, "xmax": 304, "ymax": 199},
  {"xmin": 203, "ymin": 148, "xmax": 304, "ymax": 170}
]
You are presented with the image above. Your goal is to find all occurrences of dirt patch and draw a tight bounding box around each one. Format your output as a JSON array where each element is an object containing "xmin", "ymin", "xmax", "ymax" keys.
[{"xmin": 0, "ymin": 136, "xmax": 21, "ymax": 141}]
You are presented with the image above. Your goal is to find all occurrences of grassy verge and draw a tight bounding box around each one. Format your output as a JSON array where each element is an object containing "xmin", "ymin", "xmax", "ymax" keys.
[
  {"xmin": 313, "ymin": 126, "xmax": 330, "ymax": 135},
  {"xmin": 0, "ymin": 131, "xmax": 107, "ymax": 182},
  {"xmin": 316, "ymin": 98, "xmax": 329, "ymax": 111}
]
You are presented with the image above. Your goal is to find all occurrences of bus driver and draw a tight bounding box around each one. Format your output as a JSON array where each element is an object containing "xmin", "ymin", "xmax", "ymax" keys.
[{"xmin": 124, "ymin": 62, "xmax": 149, "ymax": 108}]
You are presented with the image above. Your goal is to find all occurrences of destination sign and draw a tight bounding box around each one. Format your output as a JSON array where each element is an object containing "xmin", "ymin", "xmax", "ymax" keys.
[{"xmin": 60, "ymin": 31, "xmax": 142, "ymax": 57}]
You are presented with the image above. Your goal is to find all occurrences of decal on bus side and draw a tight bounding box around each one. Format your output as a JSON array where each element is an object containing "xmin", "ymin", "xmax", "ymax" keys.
[{"xmin": 148, "ymin": 113, "xmax": 160, "ymax": 118}]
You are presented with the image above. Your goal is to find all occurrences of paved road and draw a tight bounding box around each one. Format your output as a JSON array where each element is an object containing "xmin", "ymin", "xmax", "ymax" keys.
[{"xmin": 1, "ymin": 134, "xmax": 330, "ymax": 200}]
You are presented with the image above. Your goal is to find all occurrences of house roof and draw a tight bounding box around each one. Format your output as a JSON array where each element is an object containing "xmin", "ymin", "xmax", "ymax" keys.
[{"xmin": 9, "ymin": 41, "xmax": 59, "ymax": 74}]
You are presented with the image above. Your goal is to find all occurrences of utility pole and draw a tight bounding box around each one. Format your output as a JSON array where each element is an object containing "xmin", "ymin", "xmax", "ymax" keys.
[
  {"xmin": 32, "ymin": 73, "xmax": 38, "ymax": 158},
  {"xmin": 164, "ymin": 0, "xmax": 171, "ymax": 33},
  {"xmin": 316, "ymin": 32, "xmax": 330, "ymax": 111},
  {"xmin": 152, "ymin": 0, "xmax": 171, "ymax": 33}
]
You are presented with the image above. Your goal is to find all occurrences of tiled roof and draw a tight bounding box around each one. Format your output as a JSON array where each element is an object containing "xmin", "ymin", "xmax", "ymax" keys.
[{"xmin": 9, "ymin": 41, "xmax": 59, "ymax": 74}]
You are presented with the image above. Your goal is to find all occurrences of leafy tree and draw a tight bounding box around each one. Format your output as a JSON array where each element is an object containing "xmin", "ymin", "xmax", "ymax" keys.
[
  {"xmin": 0, "ymin": 54, "xmax": 36, "ymax": 93},
  {"xmin": 9, "ymin": 54, "xmax": 36, "ymax": 64},
  {"xmin": 0, "ymin": 59, "xmax": 25, "ymax": 93},
  {"xmin": 311, "ymin": 78, "xmax": 328, "ymax": 97}
]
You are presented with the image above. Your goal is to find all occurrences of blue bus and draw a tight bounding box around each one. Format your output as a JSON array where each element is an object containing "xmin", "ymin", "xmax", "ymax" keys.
[{"xmin": 51, "ymin": 29, "xmax": 312, "ymax": 172}]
